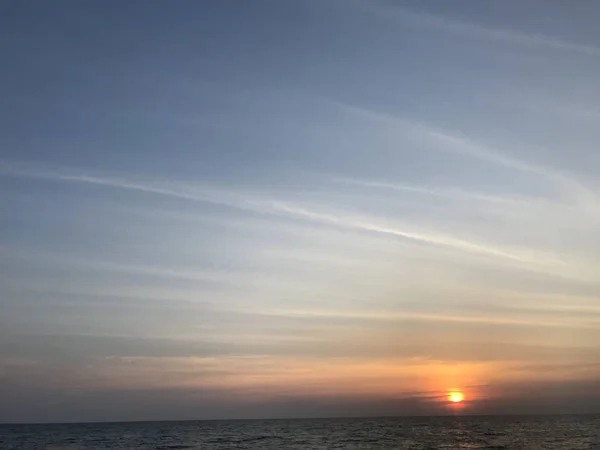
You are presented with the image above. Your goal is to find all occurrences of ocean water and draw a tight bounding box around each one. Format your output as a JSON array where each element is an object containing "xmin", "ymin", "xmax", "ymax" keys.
[{"xmin": 1, "ymin": 415, "xmax": 599, "ymax": 450}]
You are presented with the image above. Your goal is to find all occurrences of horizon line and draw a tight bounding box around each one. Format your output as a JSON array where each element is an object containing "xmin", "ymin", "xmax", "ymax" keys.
[{"xmin": 3, "ymin": 411, "xmax": 599, "ymax": 426}]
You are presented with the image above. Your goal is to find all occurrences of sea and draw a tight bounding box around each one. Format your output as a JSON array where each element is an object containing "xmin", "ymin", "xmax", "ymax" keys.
[{"xmin": 1, "ymin": 415, "xmax": 599, "ymax": 450}]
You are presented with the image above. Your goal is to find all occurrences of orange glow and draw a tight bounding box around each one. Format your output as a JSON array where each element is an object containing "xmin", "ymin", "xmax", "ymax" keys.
[
  {"xmin": 97, "ymin": 355, "xmax": 500, "ymax": 407},
  {"xmin": 448, "ymin": 391, "xmax": 465, "ymax": 403}
]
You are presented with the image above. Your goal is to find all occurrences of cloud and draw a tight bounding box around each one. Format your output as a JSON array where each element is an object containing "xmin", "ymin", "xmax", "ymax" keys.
[
  {"xmin": 362, "ymin": 1, "xmax": 600, "ymax": 58},
  {"xmin": 320, "ymin": 98, "xmax": 600, "ymax": 245},
  {"xmin": 267, "ymin": 200, "xmax": 565, "ymax": 269},
  {"xmin": 2, "ymin": 351, "xmax": 599, "ymax": 422},
  {"xmin": 6, "ymin": 158, "xmax": 600, "ymax": 288},
  {"xmin": 0, "ymin": 160, "xmax": 560, "ymax": 268},
  {"xmin": 331, "ymin": 175, "xmax": 531, "ymax": 205},
  {"xmin": 418, "ymin": 126, "xmax": 599, "ymax": 207},
  {"xmin": 0, "ymin": 160, "xmax": 250, "ymax": 210},
  {"xmin": 324, "ymin": 97, "xmax": 596, "ymax": 199}
]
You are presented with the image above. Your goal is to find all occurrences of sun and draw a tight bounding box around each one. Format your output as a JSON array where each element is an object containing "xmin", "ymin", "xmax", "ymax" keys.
[{"xmin": 448, "ymin": 391, "xmax": 465, "ymax": 403}]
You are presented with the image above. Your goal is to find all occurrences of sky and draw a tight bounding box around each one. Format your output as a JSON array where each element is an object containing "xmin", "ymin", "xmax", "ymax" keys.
[{"xmin": 1, "ymin": 0, "xmax": 600, "ymax": 423}]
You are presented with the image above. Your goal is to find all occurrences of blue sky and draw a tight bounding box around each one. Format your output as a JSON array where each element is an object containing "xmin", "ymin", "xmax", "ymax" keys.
[{"xmin": 2, "ymin": 0, "xmax": 600, "ymax": 422}]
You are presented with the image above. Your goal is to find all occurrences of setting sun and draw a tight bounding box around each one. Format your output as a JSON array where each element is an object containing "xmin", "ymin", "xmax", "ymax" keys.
[{"xmin": 448, "ymin": 391, "xmax": 465, "ymax": 403}]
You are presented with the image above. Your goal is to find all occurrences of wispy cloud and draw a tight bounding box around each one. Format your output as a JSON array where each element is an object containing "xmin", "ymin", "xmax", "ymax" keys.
[
  {"xmin": 331, "ymin": 175, "xmax": 528, "ymax": 205},
  {"xmin": 267, "ymin": 200, "xmax": 561, "ymax": 267},
  {"xmin": 362, "ymin": 1, "xmax": 600, "ymax": 57},
  {"xmin": 421, "ymin": 127, "xmax": 597, "ymax": 202},
  {"xmin": 3, "ymin": 159, "xmax": 598, "ymax": 282},
  {"xmin": 324, "ymin": 98, "xmax": 600, "ymax": 211},
  {"xmin": 0, "ymin": 160, "xmax": 250, "ymax": 210}
]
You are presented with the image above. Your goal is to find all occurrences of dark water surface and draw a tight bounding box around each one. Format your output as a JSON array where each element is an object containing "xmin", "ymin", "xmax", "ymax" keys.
[{"xmin": 1, "ymin": 415, "xmax": 599, "ymax": 449}]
